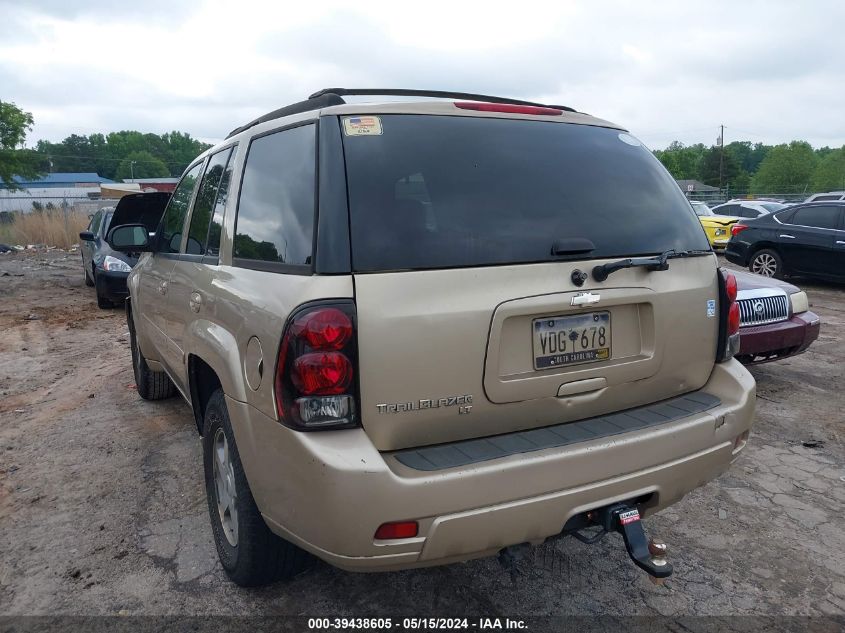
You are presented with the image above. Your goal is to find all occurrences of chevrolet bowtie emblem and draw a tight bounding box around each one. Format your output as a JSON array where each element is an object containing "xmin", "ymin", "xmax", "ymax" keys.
[{"xmin": 571, "ymin": 292, "xmax": 601, "ymax": 306}]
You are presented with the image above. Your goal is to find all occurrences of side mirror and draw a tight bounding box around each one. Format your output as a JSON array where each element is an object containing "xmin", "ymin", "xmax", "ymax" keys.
[
  {"xmin": 79, "ymin": 231, "xmax": 95, "ymax": 242},
  {"xmin": 107, "ymin": 224, "xmax": 151, "ymax": 252}
]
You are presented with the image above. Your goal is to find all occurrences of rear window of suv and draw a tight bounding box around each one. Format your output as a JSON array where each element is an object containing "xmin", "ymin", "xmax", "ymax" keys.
[{"xmin": 342, "ymin": 115, "xmax": 711, "ymax": 272}]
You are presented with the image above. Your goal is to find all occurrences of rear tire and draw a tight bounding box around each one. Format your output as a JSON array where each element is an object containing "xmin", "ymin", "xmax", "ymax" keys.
[
  {"xmin": 129, "ymin": 313, "xmax": 175, "ymax": 400},
  {"xmin": 202, "ymin": 389, "xmax": 309, "ymax": 586},
  {"xmin": 749, "ymin": 249, "xmax": 784, "ymax": 279}
]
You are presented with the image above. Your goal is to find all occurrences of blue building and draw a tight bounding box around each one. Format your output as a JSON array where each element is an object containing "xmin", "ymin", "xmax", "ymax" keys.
[{"xmin": 2, "ymin": 173, "xmax": 114, "ymax": 189}]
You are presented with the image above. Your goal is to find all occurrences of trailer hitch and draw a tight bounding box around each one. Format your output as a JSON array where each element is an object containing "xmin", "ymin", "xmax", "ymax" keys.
[{"xmin": 573, "ymin": 502, "xmax": 673, "ymax": 580}]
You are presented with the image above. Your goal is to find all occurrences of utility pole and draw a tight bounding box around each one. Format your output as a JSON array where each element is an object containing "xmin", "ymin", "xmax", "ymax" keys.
[
  {"xmin": 718, "ymin": 124, "xmax": 725, "ymax": 194},
  {"xmin": 130, "ymin": 160, "xmax": 136, "ymax": 180}
]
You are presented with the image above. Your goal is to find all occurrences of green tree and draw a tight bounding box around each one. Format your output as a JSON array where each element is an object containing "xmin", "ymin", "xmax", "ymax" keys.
[
  {"xmin": 699, "ymin": 146, "xmax": 740, "ymax": 189},
  {"xmin": 115, "ymin": 150, "xmax": 169, "ymax": 180},
  {"xmin": 724, "ymin": 141, "xmax": 771, "ymax": 174},
  {"xmin": 751, "ymin": 141, "xmax": 817, "ymax": 194},
  {"xmin": 811, "ymin": 146, "xmax": 845, "ymax": 191},
  {"xmin": 653, "ymin": 141, "xmax": 706, "ymax": 180},
  {"xmin": 0, "ymin": 100, "xmax": 44, "ymax": 188},
  {"xmin": 33, "ymin": 129, "xmax": 211, "ymax": 179}
]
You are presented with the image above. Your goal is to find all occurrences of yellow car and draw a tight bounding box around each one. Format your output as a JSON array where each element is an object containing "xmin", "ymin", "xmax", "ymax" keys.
[{"xmin": 690, "ymin": 201, "xmax": 740, "ymax": 250}]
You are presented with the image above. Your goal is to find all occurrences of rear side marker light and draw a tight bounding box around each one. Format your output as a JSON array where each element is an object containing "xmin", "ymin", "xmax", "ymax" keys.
[
  {"xmin": 375, "ymin": 521, "xmax": 419, "ymax": 540},
  {"xmin": 731, "ymin": 224, "xmax": 749, "ymax": 237},
  {"xmin": 454, "ymin": 102, "xmax": 563, "ymax": 116}
]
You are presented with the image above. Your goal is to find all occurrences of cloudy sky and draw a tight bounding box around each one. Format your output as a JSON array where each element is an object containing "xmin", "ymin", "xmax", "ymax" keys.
[{"xmin": 1, "ymin": 0, "xmax": 843, "ymax": 150}]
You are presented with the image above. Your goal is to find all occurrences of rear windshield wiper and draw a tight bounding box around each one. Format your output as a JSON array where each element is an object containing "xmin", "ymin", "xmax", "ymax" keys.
[{"xmin": 592, "ymin": 249, "xmax": 711, "ymax": 282}]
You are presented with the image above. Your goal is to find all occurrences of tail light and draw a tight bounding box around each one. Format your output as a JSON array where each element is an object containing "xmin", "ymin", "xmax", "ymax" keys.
[
  {"xmin": 717, "ymin": 269, "xmax": 741, "ymax": 362},
  {"xmin": 454, "ymin": 102, "xmax": 563, "ymax": 116},
  {"xmin": 275, "ymin": 302, "xmax": 359, "ymax": 430},
  {"xmin": 731, "ymin": 224, "xmax": 749, "ymax": 237}
]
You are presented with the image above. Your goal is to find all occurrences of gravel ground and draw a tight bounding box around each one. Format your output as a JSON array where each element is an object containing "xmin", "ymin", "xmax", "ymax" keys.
[{"xmin": 0, "ymin": 249, "xmax": 843, "ymax": 618}]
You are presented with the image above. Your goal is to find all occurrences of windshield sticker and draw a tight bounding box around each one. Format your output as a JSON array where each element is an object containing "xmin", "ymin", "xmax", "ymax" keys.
[
  {"xmin": 707, "ymin": 299, "xmax": 716, "ymax": 317},
  {"xmin": 618, "ymin": 132, "xmax": 641, "ymax": 146},
  {"xmin": 343, "ymin": 116, "xmax": 383, "ymax": 136}
]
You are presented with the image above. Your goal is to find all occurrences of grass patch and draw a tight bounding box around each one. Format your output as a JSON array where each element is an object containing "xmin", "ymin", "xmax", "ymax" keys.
[{"xmin": 0, "ymin": 210, "xmax": 89, "ymax": 249}]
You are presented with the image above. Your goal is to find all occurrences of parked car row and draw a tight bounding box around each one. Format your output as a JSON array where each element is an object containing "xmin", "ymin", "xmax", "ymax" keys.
[{"xmin": 691, "ymin": 200, "xmax": 786, "ymax": 251}]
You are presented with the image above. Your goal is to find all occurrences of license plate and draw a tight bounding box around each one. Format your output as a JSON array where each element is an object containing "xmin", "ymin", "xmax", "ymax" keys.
[{"xmin": 533, "ymin": 311, "xmax": 611, "ymax": 370}]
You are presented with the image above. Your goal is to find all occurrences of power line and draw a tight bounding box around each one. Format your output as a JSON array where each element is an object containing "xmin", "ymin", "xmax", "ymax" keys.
[{"xmin": 30, "ymin": 151, "xmax": 193, "ymax": 167}]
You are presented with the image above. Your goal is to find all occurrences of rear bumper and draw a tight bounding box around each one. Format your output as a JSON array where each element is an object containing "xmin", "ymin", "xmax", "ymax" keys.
[
  {"xmin": 227, "ymin": 360, "xmax": 755, "ymax": 572},
  {"xmin": 95, "ymin": 270, "xmax": 130, "ymax": 301},
  {"xmin": 725, "ymin": 241, "xmax": 751, "ymax": 266},
  {"xmin": 738, "ymin": 311, "xmax": 820, "ymax": 363}
]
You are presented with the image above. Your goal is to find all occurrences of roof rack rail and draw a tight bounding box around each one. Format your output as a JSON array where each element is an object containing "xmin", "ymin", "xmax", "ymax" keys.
[
  {"xmin": 226, "ymin": 92, "xmax": 346, "ymax": 138},
  {"xmin": 226, "ymin": 88, "xmax": 577, "ymax": 139},
  {"xmin": 309, "ymin": 88, "xmax": 576, "ymax": 113}
]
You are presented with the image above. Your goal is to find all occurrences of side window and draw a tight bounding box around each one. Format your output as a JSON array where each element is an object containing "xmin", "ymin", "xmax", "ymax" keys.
[
  {"xmin": 89, "ymin": 210, "xmax": 102, "ymax": 233},
  {"xmin": 206, "ymin": 147, "xmax": 236, "ymax": 257},
  {"xmin": 739, "ymin": 206, "xmax": 758, "ymax": 219},
  {"xmin": 790, "ymin": 206, "xmax": 840, "ymax": 230},
  {"xmin": 813, "ymin": 195, "xmax": 840, "ymax": 202},
  {"xmin": 101, "ymin": 212, "xmax": 113, "ymax": 236},
  {"xmin": 158, "ymin": 162, "xmax": 203, "ymax": 254},
  {"xmin": 714, "ymin": 204, "xmax": 738, "ymax": 216},
  {"xmin": 233, "ymin": 124, "xmax": 316, "ymax": 266},
  {"xmin": 185, "ymin": 147, "xmax": 234, "ymax": 256}
]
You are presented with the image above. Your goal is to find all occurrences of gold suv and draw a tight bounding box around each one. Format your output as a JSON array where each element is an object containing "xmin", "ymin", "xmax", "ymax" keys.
[{"xmin": 107, "ymin": 89, "xmax": 756, "ymax": 586}]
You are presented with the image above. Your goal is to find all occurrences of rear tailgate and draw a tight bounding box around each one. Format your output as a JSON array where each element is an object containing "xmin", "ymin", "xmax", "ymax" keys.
[
  {"xmin": 355, "ymin": 257, "xmax": 718, "ymax": 451},
  {"xmin": 340, "ymin": 111, "xmax": 716, "ymax": 451}
]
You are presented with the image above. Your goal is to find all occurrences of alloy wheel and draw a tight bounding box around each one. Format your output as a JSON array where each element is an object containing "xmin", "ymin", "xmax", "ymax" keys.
[
  {"xmin": 212, "ymin": 427, "xmax": 239, "ymax": 547},
  {"xmin": 751, "ymin": 253, "xmax": 777, "ymax": 277}
]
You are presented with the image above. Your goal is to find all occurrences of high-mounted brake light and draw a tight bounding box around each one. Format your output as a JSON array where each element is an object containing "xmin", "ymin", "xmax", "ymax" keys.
[
  {"xmin": 275, "ymin": 301, "xmax": 359, "ymax": 430},
  {"xmin": 374, "ymin": 521, "xmax": 419, "ymax": 540},
  {"xmin": 731, "ymin": 224, "xmax": 749, "ymax": 237},
  {"xmin": 454, "ymin": 102, "xmax": 563, "ymax": 116}
]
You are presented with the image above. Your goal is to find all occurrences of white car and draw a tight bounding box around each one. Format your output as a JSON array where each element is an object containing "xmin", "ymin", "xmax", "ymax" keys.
[
  {"xmin": 804, "ymin": 191, "xmax": 845, "ymax": 203},
  {"xmin": 711, "ymin": 200, "xmax": 786, "ymax": 219}
]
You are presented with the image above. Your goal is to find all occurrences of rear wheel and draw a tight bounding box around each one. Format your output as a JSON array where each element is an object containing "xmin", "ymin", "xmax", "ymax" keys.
[
  {"xmin": 203, "ymin": 389, "xmax": 309, "ymax": 586},
  {"xmin": 749, "ymin": 249, "xmax": 784, "ymax": 279},
  {"xmin": 129, "ymin": 313, "xmax": 175, "ymax": 400}
]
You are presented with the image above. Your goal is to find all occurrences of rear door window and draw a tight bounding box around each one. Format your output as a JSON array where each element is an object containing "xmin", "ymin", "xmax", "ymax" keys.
[
  {"xmin": 159, "ymin": 163, "xmax": 203, "ymax": 254},
  {"xmin": 790, "ymin": 206, "xmax": 841, "ymax": 230},
  {"xmin": 233, "ymin": 124, "xmax": 316, "ymax": 268},
  {"xmin": 342, "ymin": 115, "xmax": 710, "ymax": 272},
  {"xmin": 185, "ymin": 147, "xmax": 234, "ymax": 256},
  {"xmin": 714, "ymin": 204, "xmax": 740, "ymax": 216}
]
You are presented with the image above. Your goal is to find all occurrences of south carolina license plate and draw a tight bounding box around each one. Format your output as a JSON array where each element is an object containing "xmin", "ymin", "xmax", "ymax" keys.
[{"xmin": 533, "ymin": 311, "xmax": 611, "ymax": 370}]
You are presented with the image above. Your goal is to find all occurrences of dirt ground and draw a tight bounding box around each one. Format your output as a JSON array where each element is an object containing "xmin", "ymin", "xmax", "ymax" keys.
[{"xmin": 0, "ymin": 249, "xmax": 843, "ymax": 618}]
